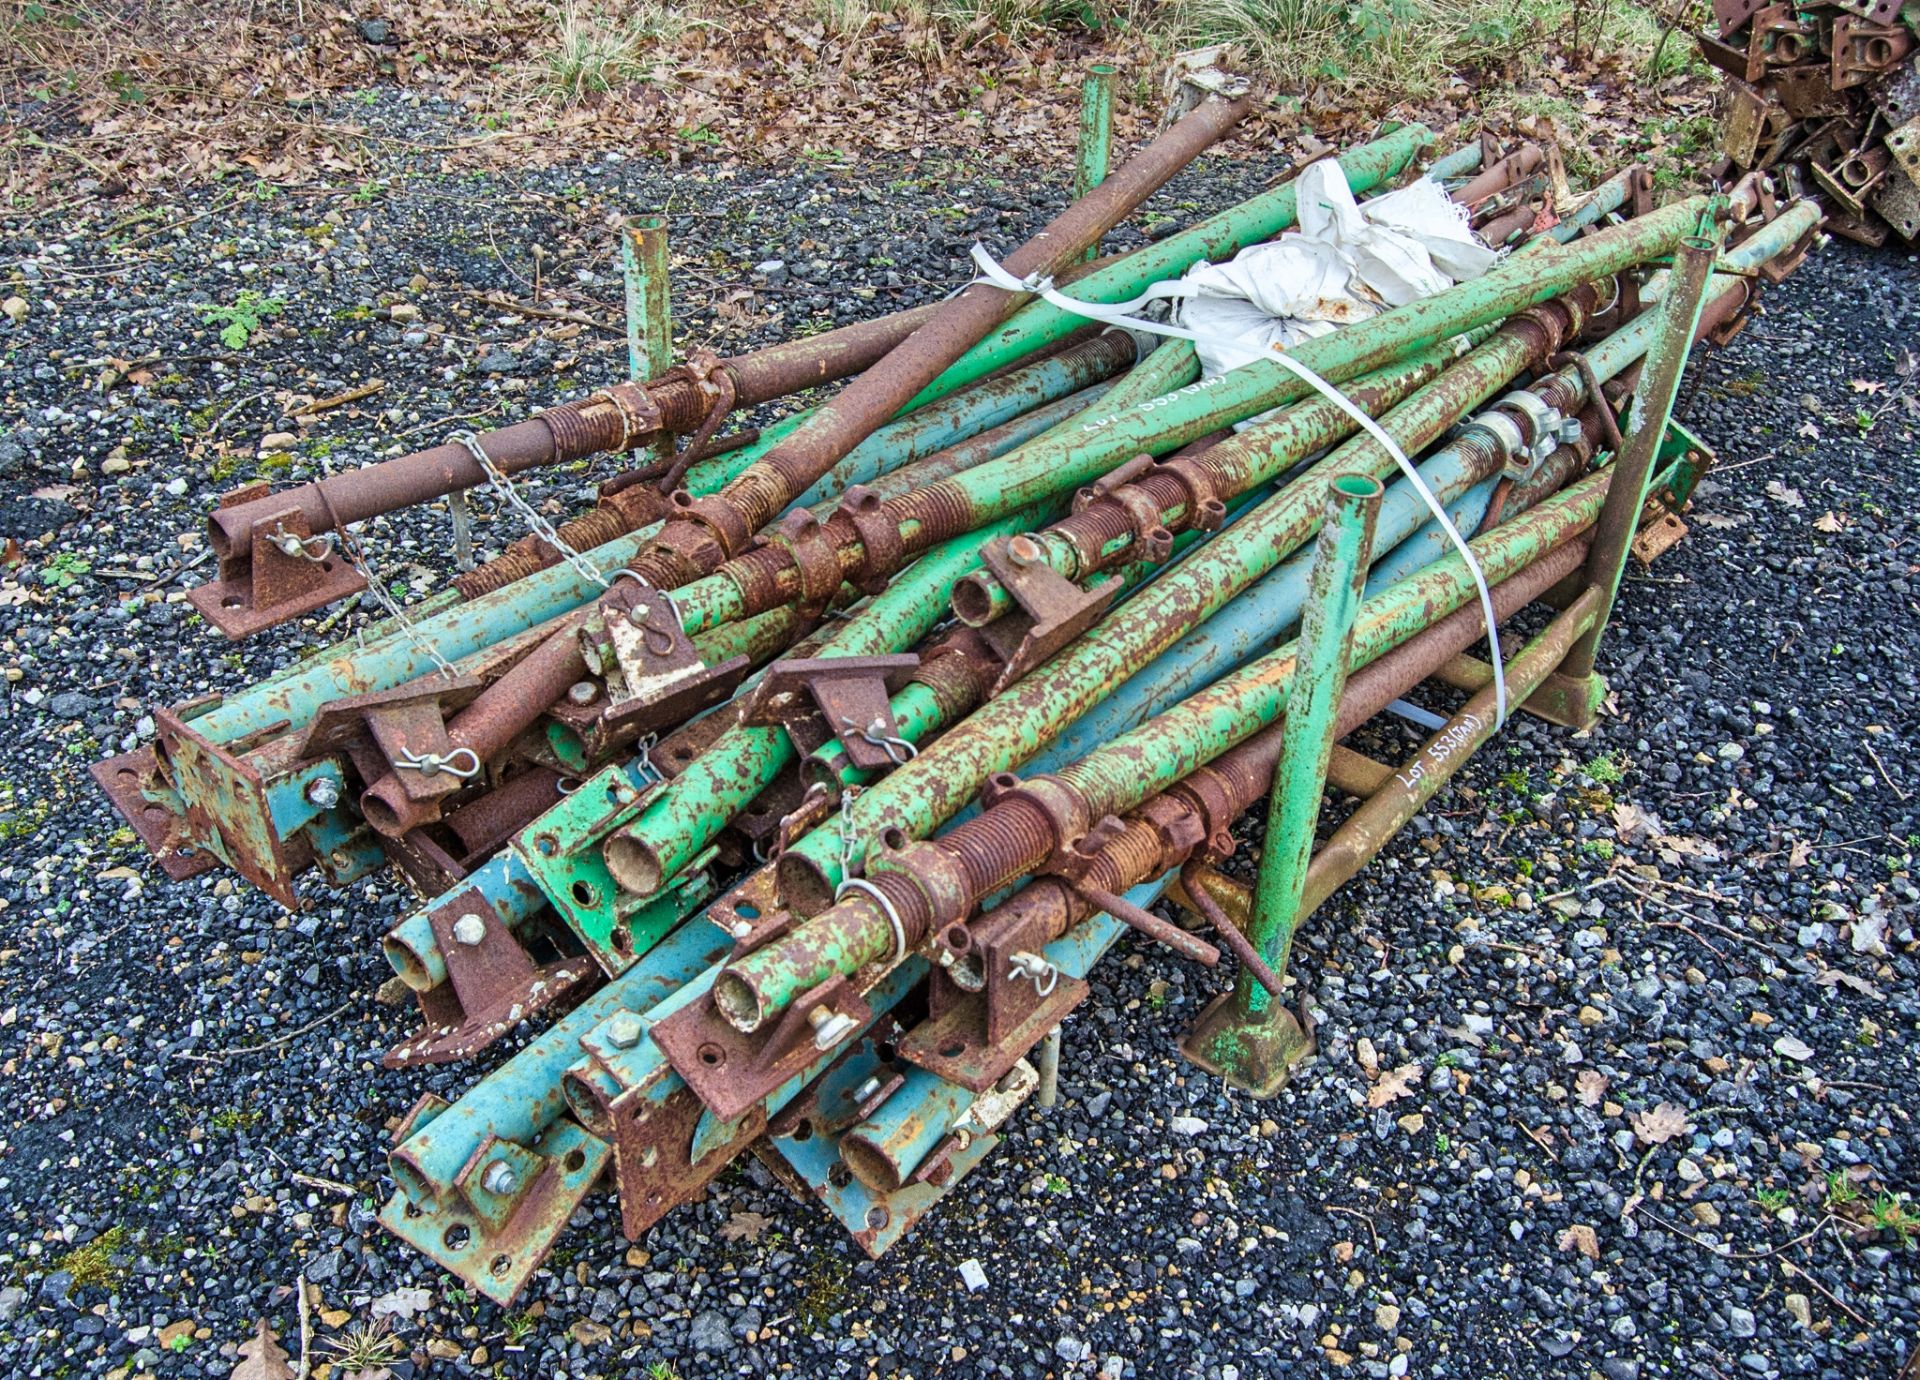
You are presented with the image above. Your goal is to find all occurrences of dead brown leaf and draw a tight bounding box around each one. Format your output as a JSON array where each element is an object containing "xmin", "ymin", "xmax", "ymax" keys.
[
  {"xmin": 1366, "ymin": 1063, "xmax": 1422, "ymax": 1109},
  {"xmin": 1629, "ymin": 1101, "xmax": 1693, "ymax": 1147},
  {"xmin": 1813, "ymin": 968, "xmax": 1883, "ymax": 1000},
  {"xmin": 1575, "ymin": 1069, "xmax": 1608, "ymax": 1107},
  {"xmin": 719, "ymin": 1210, "xmax": 773, "ymax": 1242},
  {"xmin": 230, "ymin": 1321, "xmax": 292, "ymax": 1380},
  {"xmin": 1556, "ymin": 1223, "xmax": 1600, "ymax": 1260}
]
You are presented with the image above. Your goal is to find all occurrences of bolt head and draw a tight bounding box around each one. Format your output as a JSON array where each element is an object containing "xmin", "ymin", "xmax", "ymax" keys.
[
  {"xmin": 481, "ymin": 1160, "xmax": 518, "ymax": 1195},
  {"xmin": 305, "ymin": 776, "xmax": 341, "ymax": 809},
  {"xmin": 452, "ymin": 913, "xmax": 487, "ymax": 946},
  {"xmin": 568, "ymin": 681, "xmax": 601, "ymax": 706},
  {"xmin": 605, "ymin": 1011, "xmax": 643, "ymax": 1049}
]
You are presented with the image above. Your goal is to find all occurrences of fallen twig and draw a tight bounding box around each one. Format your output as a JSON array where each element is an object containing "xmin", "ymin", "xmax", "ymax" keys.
[
  {"xmin": 1781, "ymin": 1257, "xmax": 1870, "ymax": 1326},
  {"xmin": 171, "ymin": 1001, "xmax": 352, "ymax": 1064},
  {"xmin": 291, "ymin": 1171, "xmax": 358, "ymax": 1197},
  {"xmin": 1324, "ymin": 1204, "xmax": 1380, "ymax": 1253},
  {"xmin": 293, "ymin": 379, "xmax": 386, "ymax": 418},
  {"xmin": 1863, "ymin": 739, "xmax": 1909, "ymax": 802},
  {"xmin": 472, "ymin": 292, "xmax": 613, "ymax": 330}
]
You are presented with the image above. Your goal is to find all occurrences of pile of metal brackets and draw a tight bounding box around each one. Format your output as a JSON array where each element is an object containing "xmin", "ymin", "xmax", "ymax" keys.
[{"xmin": 1704, "ymin": 0, "xmax": 1920, "ymax": 243}]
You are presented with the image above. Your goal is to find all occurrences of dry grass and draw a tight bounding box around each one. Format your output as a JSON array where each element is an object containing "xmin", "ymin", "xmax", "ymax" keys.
[
  {"xmin": 541, "ymin": 0, "xmax": 696, "ymax": 104},
  {"xmin": 0, "ymin": 0, "xmax": 1714, "ymax": 198},
  {"xmin": 814, "ymin": 0, "xmax": 1704, "ymax": 94}
]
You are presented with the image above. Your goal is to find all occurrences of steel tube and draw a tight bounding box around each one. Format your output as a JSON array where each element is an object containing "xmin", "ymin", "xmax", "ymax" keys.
[
  {"xmin": 949, "ymin": 338, "xmax": 1463, "ymax": 627},
  {"xmin": 838, "ymin": 1066, "xmax": 975, "ymax": 1193},
  {"xmin": 389, "ymin": 917, "xmax": 729, "ymax": 1203},
  {"xmin": 1076, "ymin": 65, "xmax": 1116, "ymax": 260},
  {"xmin": 624, "ymin": 215, "xmax": 671, "ymax": 385},
  {"xmin": 599, "ymin": 502, "xmax": 1058, "ymax": 901},
  {"xmin": 774, "ymin": 288, "xmax": 1600, "ymax": 911},
  {"xmin": 205, "ymin": 303, "xmax": 947, "ymax": 561},
  {"xmin": 721, "ymin": 451, "xmax": 1628, "ymax": 1031},
  {"xmin": 1560, "ymin": 206, "xmax": 1723, "ymax": 684},
  {"xmin": 1240, "ymin": 475, "xmax": 1380, "ymax": 1014},
  {"xmin": 1295, "ymin": 587, "xmax": 1603, "ymax": 922},
  {"xmin": 623, "ymin": 97, "xmax": 1254, "ymax": 592}
]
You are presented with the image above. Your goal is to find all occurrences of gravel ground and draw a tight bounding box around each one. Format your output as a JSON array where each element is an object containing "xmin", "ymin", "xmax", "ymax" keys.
[{"xmin": 0, "ymin": 91, "xmax": 1916, "ymax": 1380}]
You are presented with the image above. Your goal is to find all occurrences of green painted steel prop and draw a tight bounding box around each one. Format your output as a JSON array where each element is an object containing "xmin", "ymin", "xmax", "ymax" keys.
[{"xmin": 1181, "ymin": 473, "xmax": 1380, "ymax": 1094}]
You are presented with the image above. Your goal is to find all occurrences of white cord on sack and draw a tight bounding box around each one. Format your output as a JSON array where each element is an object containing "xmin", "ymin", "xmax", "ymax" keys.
[{"xmin": 966, "ymin": 242, "xmax": 1510, "ymax": 727}]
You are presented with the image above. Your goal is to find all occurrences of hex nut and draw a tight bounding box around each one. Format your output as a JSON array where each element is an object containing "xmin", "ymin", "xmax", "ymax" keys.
[{"xmin": 605, "ymin": 1012, "xmax": 644, "ymax": 1049}]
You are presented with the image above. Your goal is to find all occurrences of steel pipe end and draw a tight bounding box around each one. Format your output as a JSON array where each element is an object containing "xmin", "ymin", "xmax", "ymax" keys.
[
  {"xmin": 562, "ymin": 1068, "xmax": 615, "ymax": 1139},
  {"xmin": 603, "ymin": 831, "xmax": 665, "ymax": 899},
  {"xmin": 1328, "ymin": 472, "xmax": 1387, "ymax": 505},
  {"xmin": 776, "ymin": 849, "xmax": 839, "ymax": 919},
  {"xmin": 837, "ymin": 1134, "xmax": 906, "ymax": 1196},
  {"xmin": 388, "ymin": 1142, "xmax": 438, "ymax": 1207},
  {"xmin": 360, "ymin": 778, "xmax": 435, "ymax": 839},
  {"xmin": 206, "ymin": 509, "xmax": 244, "ymax": 559},
  {"xmin": 948, "ymin": 572, "xmax": 1000, "ymax": 627},
  {"xmin": 711, "ymin": 968, "xmax": 765, "ymax": 1033},
  {"xmin": 382, "ymin": 931, "xmax": 436, "ymax": 992}
]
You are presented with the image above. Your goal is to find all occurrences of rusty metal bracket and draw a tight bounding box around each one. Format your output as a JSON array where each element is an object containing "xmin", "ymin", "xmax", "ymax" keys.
[
  {"xmin": 378, "ymin": 1095, "xmax": 609, "ymax": 1307},
  {"xmin": 383, "ymin": 887, "xmax": 602, "ymax": 1066},
  {"xmin": 566, "ymin": 581, "xmax": 749, "ymax": 751},
  {"xmin": 1809, "ymin": 138, "xmax": 1886, "ymax": 220},
  {"xmin": 1878, "ymin": 68, "xmax": 1920, "ymax": 127},
  {"xmin": 1547, "ymin": 352, "xmax": 1624, "ymax": 456},
  {"xmin": 155, "ymin": 704, "xmax": 307, "ymax": 907},
  {"xmin": 1697, "ymin": 30, "xmax": 1750, "ymax": 79},
  {"xmin": 651, "ymin": 349, "xmax": 737, "ymax": 495},
  {"xmin": 1713, "ymin": 0, "xmax": 1766, "ymax": 36},
  {"xmin": 187, "ymin": 488, "xmax": 368, "ymax": 640},
  {"xmin": 771, "ymin": 507, "xmax": 849, "ymax": 618},
  {"xmin": 1744, "ymin": 6, "xmax": 1820, "ymax": 81},
  {"xmin": 1772, "ymin": 64, "xmax": 1853, "ymax": 120},
  {"xmin": 756, "ymin": 1023, "xmax": 1027, "ymax": 1257},
  {"xmin": 744, "ymin": 654, "xmax": 920, "ymax": 773},
  {"xmin": 1832, "ymin": 17, "xmax": 1915, "ymax": 89},
  {"xmin": 298, "ymin": 675, "xmax": 487, "ymax": 806},
  {"xmin": 1871, "ymin": 160, "xmax": 1920, "ymax": 241},
  {"xmin": 649, "ymin": 974, "xmax": 875, "ymax": 1123},
  {"xmin": 900, "ymin": 901, "xmax": 1088, "ymax": 1093},
  {"xmin": 1828, "ymin": 0, "xmax": 1904, "ymax": 30},
  {"xmin": 839, "ymin": 486, "xmax": 905, "ymax": 596},
  {"xmin": 976, "ymin": 536, "xmax": 1123, "ymax": 695},
  {"xmin": 608, "ymin": 1082, "xmax": 764, "ymax": 1240},
  {"xmin": 90, "ymin": 745, "xmax": 219, "ymax": 882},
  {"xmin": 1722, "ymin": 80, "xmax": 1796, "ymax": 169},
  {"xmin": 1887, "ymin": 116, "xmax": 1920, "ymax": 184}
]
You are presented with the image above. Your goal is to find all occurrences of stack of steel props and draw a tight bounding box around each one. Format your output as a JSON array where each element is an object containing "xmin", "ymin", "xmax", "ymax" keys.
[
  {"xmin": 95, "ymin": 115, "xmax": 1477, "ymax": 912},
  {"xmin": 356, "ymin": 135, "xmax": 1595, "ymax": 1069},
  {"xmin": 1701, "ymin": 0, "xmax": 1919, "ymax": 243},
  {"xmin": 362, "ymin": 174, "xmax": 1819, "ymax": 1301}
]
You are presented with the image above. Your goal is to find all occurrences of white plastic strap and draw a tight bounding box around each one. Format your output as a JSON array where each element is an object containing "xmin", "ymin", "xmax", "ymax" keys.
[
  {"xmin": 1386, "ymin": 697, "xmax": 1449, "ymax": 732},
  {"xmin": 966, "ymin": 242, "xmax": 1509, "ymax": 727}
]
